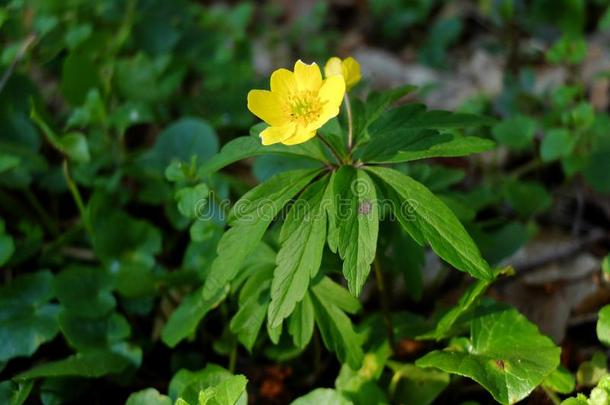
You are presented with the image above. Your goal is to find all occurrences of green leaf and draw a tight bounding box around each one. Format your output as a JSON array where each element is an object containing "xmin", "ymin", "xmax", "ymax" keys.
[
  {"xmin": 144, "ymin": 118, "xmax": 219, "ymax": 171},
  {"xmin": 376, "ymin": 134, "xmax": 495, "ymax": 164},
  {"xmin": 161, "ymin": 286, "xmax": 227, "ymax": 348},
  {"xmin": 422, "ymin": 276, "xmax": 496, "ymax": 340},
  {"xmin": 287, "ymin": 293, "xmax": 315, "ymax": 350},
  {"xmin": 202, "ymin": 169, "xmax": 321, "ymax": 300},
  {"xmin": 600, "ymin": 305, "xmax": 610, "ymax": 347},
  {"xmin": 60, "ymin": 53, "xmax": 100, "ymax": 105},
  {"xmin": 176, "ymin": 184, "xmax": 210, "ymax": 219},
  {"xmin": 173, "ymin": 365, "xmax": 247, "ymax": 405},
  {"xmin": 364, "ymin": 85, "xmax": 417, "ymax": 128},
  {"xmin": 0, "ymin": 380, "xmax": 33, "ymax": 405},
  {"xmin": 230, "ymin": 267, "xmax": 273, "ymax": 351},
  {"xmin": 0, "ymin": 233, "xmax": 15, "ymax": 266},
  {"xmin": 198, "ymin": 129, "xmax": 329, "ymax": 176},
  {"xmin": 311, "ymin": 278, "xmax": 364, "ymax": 369},
  {"xmin": 196, "ymin": 374, "xmax": 247, "ymax": 405},
  {"xmin": 541, "ymin": 128, "xmax": 575, "ymax": 162},
  {"xmin": 58, "ymin": 132, "xmax": 90, "ymax": 163},
  {"xmin": 417, "ymin": 306, "xmax": 561, "ymax": 404},
  {"xmin": 387, "ymin": 363, "xmax": 449, "ymax": 405},
  {"xmin": 58, "ymin": 312, "xmax": 130, "ymax": 351},
  {"xmin": 543, "ymin": 366, "xmax": 576, "ymax": 395},
  {"xmin": 16, "ymin": 350, "xmax": 131, "ymax": 380},
  {"xmin": 125, "ymin": 388, "xmax": 172, "ymax": 405},
  {"xmin": 367, "ymin": 166, "xmax": 492, "ymax": 280},
  {"xmin": 333, "ymin": 167, "xmax": 379, "ymax": 296},
  {"xmin": 336, "ymin": 349, "xmax": 390, "ymax": 404},
  {"xmin": 0, "ymin": 153, "xmax": 20, "ymax": 174},
  {"xmin": 290, "ymin": 388, "xmax": 353, "ymax": 405},
  {"xmin": 268, "ymin": 177, "xmax": 329, "ymax": 327},
  {"xmin": 504, "ymin": 180, "xmax": 552, "ymax": 217},
  {"xmin": 576, "ymin": 352, "xmax": 608, "ymax": 387},
  {"xmin": 491, "ymin": 115, "xmax": 536, "ymax": 151},
  {"xmin": 53, "ymin": 266, "xmax": 115, "ymax": 318},
  {"xmin": 0, "ymin": 271, "xmax": 60, "ymax": 361}
]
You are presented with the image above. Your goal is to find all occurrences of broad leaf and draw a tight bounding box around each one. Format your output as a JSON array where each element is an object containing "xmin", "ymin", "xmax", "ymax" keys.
[
  {"xmin": 333, "ymin": 167, "xmax": 379, "ymax": 296},
  {"xmin": 0, "ymin": 380, "xmax": 33, "ymax": 405},
  {"xmin": 0, "ymin": 271, "xmax": 60, "ymax": 361},
  {"xmin": 387, "ymin": 362, "xmax": 449, "ymax": 405},
  {"xmin": 311, "ymin": 278, "xmax": 364, "ymax": 369},
  {"xmin": 543, "ymin": 366, "xmax": 576, "ymax": 395},
  {"xmin": 125, "ymin": 388, "xmax": 172, "ymax": 405},
  {"xmin": 268, "ymin": 177, "xmax": 329, "ymax": 327},
  {"xmin": 202, "ymin": 169, "xmax": 321, "ymax": 300},
  {"xmin": 367, "ymin": 166, "xmax": 492, "ymax": 280},
  {"xmin": 16, "ymin": 350, "xmax": 131, "ymax": 380},
  {"xmin": 417, "ymin": 306, "xmax": 561, "ymax": 404},
  {"xmin": 290, "ymin": 388, "xmax": 353, "ymax": 405},
  {"xmin": 597, "ymin": 305, "xmax": 610, "ymax": 347}
]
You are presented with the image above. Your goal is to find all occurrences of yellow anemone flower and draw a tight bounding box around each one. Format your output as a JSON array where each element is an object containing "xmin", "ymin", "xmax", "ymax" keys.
[
  {"xmin": 324, "ymin": 56, "xmax": 361, "ymax": 90},
  {"xmin": 247, "ymin": 60, "xmax": 345, "ymax": 146}
]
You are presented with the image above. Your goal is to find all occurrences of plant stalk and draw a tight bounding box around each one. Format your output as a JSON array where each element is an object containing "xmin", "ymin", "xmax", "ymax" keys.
[
  {"xmin": 317, "ymin": 133, "xmax": 344, "ymax": 165},
  {"xmin": 374, "ymin": 256, "xmax": 396, "ymax": 353},
  {"xmin": 62, "ymin": 160, "xmax": 93, "ymax": 238},
  {"xmin": 344, "ymin": 94, "xmax": 354, "ymax": 154}
]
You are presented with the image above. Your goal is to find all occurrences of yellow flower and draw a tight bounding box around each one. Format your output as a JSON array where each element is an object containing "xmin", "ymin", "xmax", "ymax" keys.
[
  {"xmin": 324, "ymin": 56, "xmax": 361, "ymax": 90},
  {"xmin": 247, "ymin": 60, "xmax": 346, "ymax": 146}
]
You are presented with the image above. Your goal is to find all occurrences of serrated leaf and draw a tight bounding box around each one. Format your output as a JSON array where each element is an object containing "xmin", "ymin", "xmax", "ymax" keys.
[
  {"xmin": 202, "ymin": 169, "xmax": 321, "ymax": 300},
  {"xmin": 367, "ymin": 166, "xmax": 492, "ymax": 280},
  {"xmin": 365, "ymin": 85, "xmax": 418, "ymax": 128},
  {"xmin": 417, "ymin": 306, "xmax": 561, "ymax": 404},
  {"xmin": 333, "ymin": 167, "xmax": 379, "ymax": 296},
  {"xmin": 287, "ymin": 293, "xmax": 314, "ymax": 349},
  {"xmin": 230, "ymin": 267, "xmax": 273, "ymax": 351},
  {"xmin": 367, "ymin": 134, "xmax": 495, "ymax": 164},
  {"xmin": 268, "ymin": 178, "xmax": 329, "ymax": 327},
  {"xmin": 161, "ymin": 286, "xmax": 227, "ymax": 348},
  {"xmin": 311, "ymin": 278, "xmax": 364, "ymax": 369}
]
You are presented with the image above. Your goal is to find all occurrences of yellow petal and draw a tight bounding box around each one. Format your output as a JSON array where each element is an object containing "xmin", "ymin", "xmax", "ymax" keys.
[
  {"xmin": 324, "ymin": 57, "xmax": 343, "ymax": 78},
  {"xmin": 270, "ymin": 68, "xmax": 297, "ymax": 96},
  {"xmin": 306, "ymin": 75, "xmax": 345, "ymax": 130},
  {"xmin": 260, "ymin": 123, "xmax": 296, "ymax": 145},
  {"xmin": 282, "ymin": 126, "xmax": 317, "ymax": 145},
  {"xmin": 247, "ymin": 90, "xmax": 288, "ymax": 126},
  {"xmin": 294, "ymin": 60, "xmax": 322, "ymax": 92},
  {"xmin": 342, "ymin": 57, "xmax": 361, "ymax": 90}
]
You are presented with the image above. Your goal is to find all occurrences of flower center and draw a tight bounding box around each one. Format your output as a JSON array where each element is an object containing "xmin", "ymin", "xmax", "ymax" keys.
[{"xmin": 286, "ymin": 91, "xmax": 323, "ymax": 126}]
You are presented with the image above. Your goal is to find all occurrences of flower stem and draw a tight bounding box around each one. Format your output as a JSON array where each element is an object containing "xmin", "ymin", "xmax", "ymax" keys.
[
  {"xmin": 374, "ymin": 255, "xmax": 396, "ymax": 353},
  {"xmin": 317, "ymin": 133, "xmax": 343, "ymax": 164},
  {"xmin": 62, "ymin": 160, "xmax": 93, "ymax": 238},
  {"xmin": 344, "ymin": 94, "xmax": 354, "ymax": 154}
]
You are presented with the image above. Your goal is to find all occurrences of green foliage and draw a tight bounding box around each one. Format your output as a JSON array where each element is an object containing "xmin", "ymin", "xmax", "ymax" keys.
[{"xmin": 417, "ymin": 305, "xmax": 561, "ymax": 404}]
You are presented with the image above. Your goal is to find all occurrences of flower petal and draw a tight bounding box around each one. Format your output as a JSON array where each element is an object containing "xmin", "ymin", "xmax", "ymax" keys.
[
  {"xmin": 282, "ymin": 126, "xmax": 317, "ymax": 145},
  {"xmin": 342, "ymin": 57, "xmax": 361, "ymax": 90},
  {"xmin": 324, "ymin": 57, "xmax": 343, "ymax": 78},
  {"xmin": 305, "ymin": 75, "xmax": 345, "ymax": 130},
  {"xmin": 294, "ymin": 60, "xmax": 322, "ymax": 92},
  {"xmin": 270, "ymin": 68, "xmax": 297, "ymax": 96},
  {"xmin": 247, "ymin": 90, "xmax": 288, "ymax": 126},
  {"xmin": 260, "ymin": 123, "xmax": 296, "ymax": 145}
]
